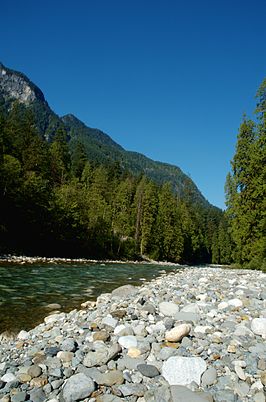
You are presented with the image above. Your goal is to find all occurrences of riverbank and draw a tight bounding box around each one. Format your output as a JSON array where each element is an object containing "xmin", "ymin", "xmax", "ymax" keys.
[
  {"xmin": 0, "ymin": 255, "xmax": 181, "ymax": 266},
  {"xmin": 0, "ymin": 266, "xmax": 265, "ymax": 401}
]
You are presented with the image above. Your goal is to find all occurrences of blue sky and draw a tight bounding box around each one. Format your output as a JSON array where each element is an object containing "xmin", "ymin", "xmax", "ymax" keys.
[{"xmin": 1, "ymin": 0, "xmax": 266, "ymax": 209}]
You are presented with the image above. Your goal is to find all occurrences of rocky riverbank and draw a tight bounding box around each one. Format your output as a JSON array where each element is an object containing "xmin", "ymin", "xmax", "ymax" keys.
[{"xmin": 0, "ymin": 266, "xmax": 265, "ymax": 402}]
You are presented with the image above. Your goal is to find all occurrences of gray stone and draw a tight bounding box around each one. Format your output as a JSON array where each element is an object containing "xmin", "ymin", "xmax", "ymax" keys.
[
  {"xmin": 118, "ymin": 383, "xmax": 147, "ymax": 397},
  {"xmin": 29, "ymin": 388, "xmax": 46, "ymax": 402},
  {"xmin": 61, "ymin": 338, "xmax": 77, "ymax": 352},
  {"xmin": 10, "ymin": 392, "xmax": 26, "ymax": 402},
  {"xmin": 174, "ymin": 312, "xmax": 200, "ymax": 322},
  {"xmin": 170, "ymin": 385, "xmax": 213, "ymax": 402},
  {"xmin": 137, "ymin": 363, "xmax": 160, "ymax": 377},
  {"xmin": 98, "ymin": 370, "xmax": 124, "ymax": 386},
  {"xmin": 62, "ymin": 373, "xmax": 95, "ymax": 402},
  {"xmin": 162, "ymin": 356, "xmax": 207, "ymax": 386},
  {"xmin": 1, "ymin": 373, "xmax": 17, "ymax": 383},
  {"xmin": 27, "ymin": 365, "xmax": 42, "ymax": 378},
  {"xmin": 96, "ymin": 396, "xmax": 123, "ymax": 402},
  {"xmin": 201, "ymin": 367, "xmax": 217, "ymax": 386},
  {"xmin": 159, "ymin": 302, "xmax": 179, "ymax": 317},
  {"xmin": 112, "ymin": 285, "xmax": 137, "ymax": 298}
]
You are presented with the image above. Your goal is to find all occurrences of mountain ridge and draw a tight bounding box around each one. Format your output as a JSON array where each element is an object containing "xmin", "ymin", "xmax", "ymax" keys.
[{"xmin": 0, "ymin": 61, "xmax": 211, "ymax": 208}]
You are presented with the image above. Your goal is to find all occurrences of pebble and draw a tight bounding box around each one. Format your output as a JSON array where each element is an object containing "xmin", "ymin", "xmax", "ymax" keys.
[{"xmin": 0, "ymin": 266, "xmax": 265, "ymax": 402}]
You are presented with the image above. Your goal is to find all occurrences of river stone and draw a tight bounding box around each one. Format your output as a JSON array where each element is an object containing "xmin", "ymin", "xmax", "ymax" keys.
[
  {"xmin": 28, "ymin": 365, "xmax": 42, "ymax": 378},
  {"xmin": 144, "ymin": 385, "xmax": 172, "ymax": 401},
  {"xmin": 137, "ymin": 363, "xmax": 160, "ymax": 377},
  {"xmin": 10, "ymin": 391, "xmax": 26, "ymax": 402},
  {"xmin": 96, "ymin": 396, "xmax": 123, "ymax": 402},
  {"xmin": 45, "ymin": 303, "xmax": 62, "ymax": 310},
  {"xmin": 118, "ymin": 383, "xmax": 147, "ymax": 397},
  {"xmin": 62, "ymin": 373, "xmax": 95, "ymax": 402},
  {"xmin": 61, "ymin": 338, "xmax": 77, "ymax": 352},
  {"xmin": 98, "ymin": 370, "xmax": 124, "ymax": 386},
  {"xmin": 181, "ymin": 303, "xmax": 200, "ymax": 314},
  {"xmin": 112, "ymin": 285, "xmax": 137, "ymax": 298},
  {"xmin": 228, "ymin": 298, "xmax": 243, "ymax": 308},
  {"xmin": 201, "ymin": 367, "xmax": 217, "ymax": 386},
  {"xmin": 17, "ymin": 330, "xmax": 29, "ymax": 340},
  {"xmin": 83, "ymin": 349, "xmax": 108, "ymax": 367},
  {"xmin": 102, "ymin": 316, "xmax": 118, "ymax": 328},
  {"xmin": 162, "ymin": 356, "xmax": 207, "ymax": 386},
  {"xmin": 57, "ymin": 351, "xmax": 73, "ymax": 362},
  {"xmin": 251, "ymin": 318, "xmax": 266, "ymax": 337},
  {"xmin": 159, "ymin": 302, "xmax": 179, "ymax": 317},
  {"xmin": 118, "ymin": 335, "xmax": 138, "ymax": 349},
  {"xmin": 29, "ymin": 388, "xmax": 46, "ymax": 402},
  {"xmin": 165, "ymin": 324, "xmax": 191, "ymax": 342},
  {"xmin": 170, "ymin": 385, "xmax": 213, "ymax": 402},
  {"xmin": 1, "ymin": 373, "xmax": 17, "ymax": 383},
  {"xmin": 174, "ymin": 312, "xmax": 199, "ymax": 322}
]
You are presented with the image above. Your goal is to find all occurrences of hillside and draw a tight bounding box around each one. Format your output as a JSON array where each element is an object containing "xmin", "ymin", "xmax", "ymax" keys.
[{"xmin": 0, "ymin": 62, "xmax": 208, "ymax": 208}]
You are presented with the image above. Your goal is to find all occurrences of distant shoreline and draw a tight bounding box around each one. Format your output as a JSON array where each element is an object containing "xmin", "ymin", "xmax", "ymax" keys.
[{"xmin": 0, "ymin": 254, "xmax": 183, "ymax": 267}]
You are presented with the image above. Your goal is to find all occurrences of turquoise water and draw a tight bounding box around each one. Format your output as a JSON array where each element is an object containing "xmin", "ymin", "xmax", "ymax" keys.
[{"xmin": 0, "ymin": 262, "xmax": 182, "ymax": 333}]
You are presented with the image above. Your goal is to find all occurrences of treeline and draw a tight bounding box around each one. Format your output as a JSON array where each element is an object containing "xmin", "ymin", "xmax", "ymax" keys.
[
  {"xmin": 225, "ymin": 79, "xmax": 266, "ymax": 271},
  {"xmin": 0, "ymin": 102, "xmax": 230, "ymax": 263}
]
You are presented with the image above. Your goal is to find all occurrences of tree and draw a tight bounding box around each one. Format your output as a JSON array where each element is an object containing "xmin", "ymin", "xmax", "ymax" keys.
[{"xmin": 225, "ymin": 79, "xmax": 266, "ymax": 269}]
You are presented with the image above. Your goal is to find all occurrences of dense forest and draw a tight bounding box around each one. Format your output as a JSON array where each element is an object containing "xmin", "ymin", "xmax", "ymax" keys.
[
  {"xmin": 0, "ymin": 101, "xmax": 230, "ymax": 264},
  {"xmin": 225, "ymin": 79, "xmax": 266, "ymax": 271},
  {"xmin": 0, "ymin": 70, "xmax": 265, "ymax": 270}
]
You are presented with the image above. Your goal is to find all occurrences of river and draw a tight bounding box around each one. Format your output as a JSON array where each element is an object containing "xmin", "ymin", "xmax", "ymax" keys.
[{"xmin": 0, "ymin": 261, "xmax": 183, "ymax": 334}]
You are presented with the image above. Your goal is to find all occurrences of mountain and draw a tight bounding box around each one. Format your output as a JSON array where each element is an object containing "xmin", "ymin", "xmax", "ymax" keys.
[{"xmin": 0, "ymin": 62, "xmax": 209, "ymax": 207}]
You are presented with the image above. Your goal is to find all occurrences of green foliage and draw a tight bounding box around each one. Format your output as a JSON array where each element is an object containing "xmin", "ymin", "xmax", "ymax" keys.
[
  {"xmin": 225, "ymin": 79, "xmax": 266, "ymax": 270},
  {"xmin": 0, "ymin": 97, "xmax": 226, "ymax": 262}
]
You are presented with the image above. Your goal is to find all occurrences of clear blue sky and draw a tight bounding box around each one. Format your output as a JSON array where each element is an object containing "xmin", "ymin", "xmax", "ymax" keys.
[{"xmin": 1, "ymin": 0, "xmax": 266, "ymax": 209}]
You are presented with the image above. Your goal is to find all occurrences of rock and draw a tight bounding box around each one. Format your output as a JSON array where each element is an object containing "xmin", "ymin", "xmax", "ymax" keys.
[
  {"xmin": 1, "ymin": 373, "xmax": 17, "ymax": 383},
  {"xmin": 111, "ymin": 309, "xmax": 127, "ymax": 318},
  {"xmin": 61, "ymin": 338, "xmax": 77, "ymax": 352},
  {"xmin": 93, "ymin": 330, "xmax": 110, "ymax": 341},
  {"xmin": 260, "ymin": 371, "xmax": 266, "ymax": 385},
  {"xmin": 165, "ymin": 324, "xmax": 191, "ymax": 342},
  {"xmin": 62, "ymin": 373, "xmax": 95, "ymax": 402},
  {"xmin": 118, "ymin": 383, "xmax": 147, "ymax": 397},
  {"xmin": 251, "ymin": 318, "xmax": 266, "ymax": 337},
  {"xmin": 27, "ymin": 365, "xmax": 42, "ymax": 378},
  {"xmin": 30, "ymin": 376, "xmax": 48, "ymax": 388},
  {"xmin": 162, "ymin": 356, "xmax": 207, "ymax": 386},
  {"xmin": 10, "ymin": 392, "xmax": 26, "ymax": 402},
  {"xmin": 228, "ymin": 298, "xmax": 243, "ymax": 308},
  {"xmin": 112, "ymin": 284, "xmax": 137, "ymax": 298},
  {"xmin": 170, "ymin": 385, "xmax": 214, "ymax": 402},
  {"xmin": 17, "ymin": 330, "xmax": 29, "ymax": 340},
  {"xmin": 45, "ymin": 303, "xmax": 62, "ymax": 310},
  {"xmin": 174, "ymin": 312, "xmax": 200, "ymax": 322},
  {"xmin": 127, "ymin": 347, "xmax": 142, "ymax": 358},
  {"xmin": 57, "ymin": 351, "xmax": 74, "ymax": 362},
  {"xmin": 101, "ymin": 316, "xmax": 118, "ymax": 328},
  {"xmin": 181, "ymin": 303, "xmax": 200, "ymax": 314},
  {"xmin": 17, "ymin": 373, "xmax": 31, "ymax": 383},
  {"xmin": 137, "ymin": 363, "xmax": 160, "ymax": 377},
  {"xmin": 118, "ymin": 335, "xmax": 138, "ymax": 349},
  {"xmin": 98, "ymin": 370, "xmax": 124, "ymax": 386},
  {"xmin": 201, "ymin": 367, "xmax": 217, "ymax": 386},
  {"xmin": 159, "ymin": 302, "xmax": 179, "ymax": 317},
  {"xmin": 235, "ymin": 365, "xmax": 246, "ymax": 380},
  {"xmin": 253, "ymin": 392, "xmax": 266, "ymax": 402},
  {"xmin": 29, "ymin": 388, "xmax": 46, "ymax": 402}
]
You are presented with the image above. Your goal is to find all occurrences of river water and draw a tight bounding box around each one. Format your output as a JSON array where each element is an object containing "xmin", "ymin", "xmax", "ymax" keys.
[{"xmin": 0, "ymin": 261, "xmax": 183, "ymax": 334}]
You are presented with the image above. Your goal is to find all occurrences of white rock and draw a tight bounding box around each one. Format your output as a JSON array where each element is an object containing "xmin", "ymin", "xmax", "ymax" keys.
[
  {"xmin": 102, "ymin": 316, "xmax": 118, "ymax": 328},
  {"xmin": 44, "ymin": 312, "xmax": 65, "ymax": 324},
  {"xmin": 194, "ymin": 325, "xmax": 212, "ymax": 334},
  {"xmin": 235, "ymin": 364, "xmax": 246, "ymax": 380},
  {"xmin": 17, "ymin": 330, "xmax": 29, "ymax": 340},
  {"xmin": 118, "ymin": 335, "xmax": 138, "ymax": 349},
  {"xmin": 251, "ymin": 318, "xmax": 266, "ymax": 337},
  {"xmin": 1, "ymin": 373, "xmax": 17, "ymax": 382},
  {"xmin": 228, "ymin": 298, "xmax": 243, "ymax": 308},
  {"xmin": 218, "ymin": 301, "xmax": 228, "ymax": 310},
  {"xmin": 162, "ymin": 356, "xmax": 207, "ymax": 386},
  {"xmin": 165, "ymin": 324, "xmax": 191, "ymax": 342},
  {"xmin": 181, "ymin": 303, "xmax": 200, "ymax": 314},
  {"xmin": 114, "ymin": 324, "xmax": 126, "ymax": 335},
  {"xmin": 159, "ymin": 302, "xmax": 179, "ymax": 317}
]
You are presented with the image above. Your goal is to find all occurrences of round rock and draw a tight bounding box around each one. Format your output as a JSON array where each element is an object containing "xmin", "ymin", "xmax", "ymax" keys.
[{"xmin": 62, "ymin": 373, "xmax": 95, "ymax": 402}]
